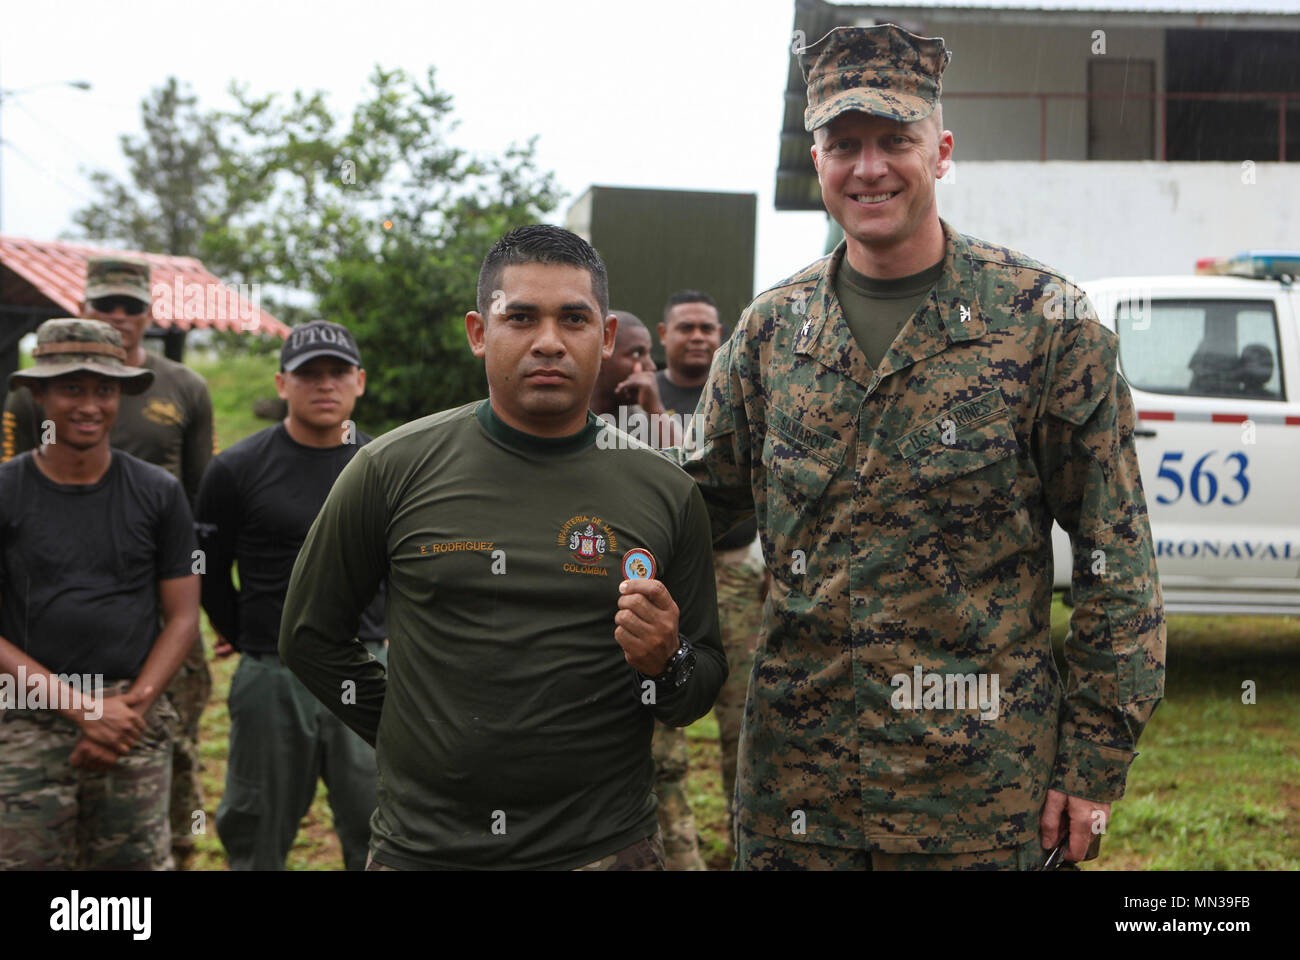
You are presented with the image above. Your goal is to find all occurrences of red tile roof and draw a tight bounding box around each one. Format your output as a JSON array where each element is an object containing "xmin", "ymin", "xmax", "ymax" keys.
[{"xmin": 0, "ymin": 235, "xmax": 289, "ymax": 338}]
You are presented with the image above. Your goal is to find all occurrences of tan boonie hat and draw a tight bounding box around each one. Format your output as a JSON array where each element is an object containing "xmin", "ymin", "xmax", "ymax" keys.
[
  {"xmin": 8, "ymin": 319, "xmax": 154, "ymax": 395},
  {"xmin": 84, "ymin": 256, "xmax": 151, "ymax": 304},
  {"xmin": 799, "ymin": 24, "xmax": 951, "ymax": 132}
]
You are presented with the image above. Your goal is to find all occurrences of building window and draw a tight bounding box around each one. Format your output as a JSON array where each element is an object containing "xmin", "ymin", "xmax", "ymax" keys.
[{"xmin": 1088, "ymin": 60, "xmax": 1156, "ymax": 160}]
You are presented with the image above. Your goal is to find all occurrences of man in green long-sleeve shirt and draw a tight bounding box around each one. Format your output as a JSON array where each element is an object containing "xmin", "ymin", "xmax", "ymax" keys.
[{"xmin": 279, "ymin": 225, "xmax": 726, "ymax": 870}]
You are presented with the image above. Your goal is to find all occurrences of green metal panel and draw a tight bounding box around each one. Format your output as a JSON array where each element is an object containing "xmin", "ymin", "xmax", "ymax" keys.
[{"xmin": 567, "ymin": 186, "xmax": 757, "ymax": 355}]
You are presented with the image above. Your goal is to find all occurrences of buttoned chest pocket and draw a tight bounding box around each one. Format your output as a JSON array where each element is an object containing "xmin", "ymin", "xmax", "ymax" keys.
[
  {"xmin": 901, "ymin": 406, "xmax": 1033, "ymax": 586},
  {"xmin": 760, "ymin": 416, "xmax": 846, "ymax": 586}
]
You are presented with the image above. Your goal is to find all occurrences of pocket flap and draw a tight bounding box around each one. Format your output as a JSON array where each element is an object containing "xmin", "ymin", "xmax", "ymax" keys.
[
  {"xmin": 761, "ymin": 410, "xmax": 846, "ymax": 502},
  {"xmin": 898, "ymin": 392, "xmax": 1020, "ymax": 491}
]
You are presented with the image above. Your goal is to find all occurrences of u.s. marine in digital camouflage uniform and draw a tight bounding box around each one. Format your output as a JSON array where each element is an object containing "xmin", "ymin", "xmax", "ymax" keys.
[{"xmin": 674, "ymin": 25, "xmax": 1165, "ymax": 870}]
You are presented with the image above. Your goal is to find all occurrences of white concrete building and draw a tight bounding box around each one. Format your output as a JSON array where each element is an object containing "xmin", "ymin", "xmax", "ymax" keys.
[{"xmin": 779, "ymin": 0, "xmax": 1300, "ymax": 279}]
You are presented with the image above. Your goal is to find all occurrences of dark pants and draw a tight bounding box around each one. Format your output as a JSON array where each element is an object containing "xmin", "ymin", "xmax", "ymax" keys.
[{"xmin": 216, "ymin": 642, "xmax": 385, "ymax": 870}]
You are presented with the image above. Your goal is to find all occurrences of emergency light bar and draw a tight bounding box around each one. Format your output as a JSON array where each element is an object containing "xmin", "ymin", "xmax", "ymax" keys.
[{"xmin": 1195, "ymin": 251, "xmax": 1300, "ymax": 280}]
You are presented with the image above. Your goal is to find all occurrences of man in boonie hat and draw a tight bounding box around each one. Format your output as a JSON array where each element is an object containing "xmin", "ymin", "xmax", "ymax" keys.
[
  {"xmin": 9, "ymin": 316, "xmax": 154, "ymax": 396},
  {"xmin": 671, "ymin": 24, "xmax": 1165, "ymax": 871},
  {"xmin": 3, "ymin": 255, "xmax": 221, "ymax": 871},
  {"xmin": 0, "ymin": 318, "xmax": 200, "ymax": 870}
]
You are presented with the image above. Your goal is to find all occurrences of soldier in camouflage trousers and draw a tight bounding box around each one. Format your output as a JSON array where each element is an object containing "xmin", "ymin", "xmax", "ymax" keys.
[
  {"xmin": 0, "ymin": 683, "xmax": 180, "ymax": 869},
  {"xmin": 0, "ymin": 319, "xmax": 201, "ymax": 870},
  {"xmin": 650, "ymin": 718, "xmax": 704, "ymax": 870},
  {"xmin": 591, "ymin": 313, "xmax": 708, "ymax": 870},
  {"xmin": 675, "ymin": 25, "xmax": 1166, "ymax": 870},
  {"xmin": 711, "ymin": 547, "xmax": 763, "ymax": 863},
  {"xmin": 2, "ymin": 258, "xmax": 216, "ymax": 869}
]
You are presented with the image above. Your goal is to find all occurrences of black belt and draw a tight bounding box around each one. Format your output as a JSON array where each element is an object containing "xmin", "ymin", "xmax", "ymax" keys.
[{"xmin": 243, "ymin": 640, "xmax": 384, "ymax": 661}]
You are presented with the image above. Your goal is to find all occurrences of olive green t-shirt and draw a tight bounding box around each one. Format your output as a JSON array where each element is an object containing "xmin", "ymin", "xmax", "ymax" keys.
[
  {"xmin": 834, "ymin": 255, "xmax": 945, "ymax": 368},
  {"xmin": 279, "ymin": 400, "xmax": 726, "ymax": 870}
]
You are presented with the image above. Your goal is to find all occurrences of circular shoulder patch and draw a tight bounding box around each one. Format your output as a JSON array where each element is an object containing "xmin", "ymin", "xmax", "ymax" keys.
[{"xmin": 622, "ymin": 548, "xmax": 656, "ymax": 581}]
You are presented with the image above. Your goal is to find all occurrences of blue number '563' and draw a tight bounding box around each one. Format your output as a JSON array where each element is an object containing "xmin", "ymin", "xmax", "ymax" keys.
[{"xmin": 1154, "ymin": 451, "xmax": 1249, "ymax": 506}]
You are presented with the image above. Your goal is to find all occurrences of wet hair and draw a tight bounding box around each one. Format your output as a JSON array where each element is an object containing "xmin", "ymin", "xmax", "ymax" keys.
[
  {"xmin": 662, "ymin": 290, "xmax": 718, "ymax": 323},
  {"xmin": 477, "ymin": 225, "xmax": 609, "ymax": 318}
]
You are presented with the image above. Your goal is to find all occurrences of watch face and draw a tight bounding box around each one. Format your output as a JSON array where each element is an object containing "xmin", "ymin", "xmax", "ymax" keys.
[{"xmin": 672, "ymin": 649, "xmax": 697, "ymax": 687}]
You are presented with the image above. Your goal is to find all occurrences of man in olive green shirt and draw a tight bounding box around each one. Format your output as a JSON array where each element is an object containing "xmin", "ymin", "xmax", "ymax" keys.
[{"xmin": 280, "ymin": 225, "xmax": 726, "ymax": 870}]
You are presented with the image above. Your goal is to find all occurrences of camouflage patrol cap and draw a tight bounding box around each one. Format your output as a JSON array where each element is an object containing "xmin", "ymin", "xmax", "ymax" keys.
[
  {"xmin": 799, "ymin": 24, "xmax": 951, "ymax": 132},
  {"xmin": 84, "ymin": 256, "xmax": 151, "ymax": 304},
  {"xmin": 8, "ymin": 319, "xmax": 154, "ymax": 395}
]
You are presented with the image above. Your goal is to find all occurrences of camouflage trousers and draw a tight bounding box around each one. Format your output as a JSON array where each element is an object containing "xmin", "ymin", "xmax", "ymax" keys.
[
  {"xmin": 711, "ymin": 547, "xmax": 764, "ymax": 863},
  {"xmin": 165, "ymin": 632, "xmax": 211, "ymax": 867},
  {"xmin": 364, "ymin": 832, "xmax": 666, "ymax": 872},
  {"xmin": 736, "ymin": 825, "xmax": 1048, "ymax": 871},
  {"xmin": 572, "ymin": 832, "xmax": 665, "ymax": 871},
  {"xmin": 0, "ymin": 682, "xmax": 178, "ymax": 870},
  {"xmin": 652, "ymin": 721, "xmax": 704, "ymax": 870}
]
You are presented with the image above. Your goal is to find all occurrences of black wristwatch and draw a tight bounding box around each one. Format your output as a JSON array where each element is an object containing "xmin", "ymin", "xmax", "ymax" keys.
[{"xmin": 645, "ymin": 634, "xmax": 697, "ymax": 689}]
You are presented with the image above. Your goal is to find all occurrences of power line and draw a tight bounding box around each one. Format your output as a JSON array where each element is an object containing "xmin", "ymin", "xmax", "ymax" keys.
[
  {"xmin": 0, "ymin": 137, "xmax": 96, "ymax": 205},
  {"xmin": 7, "ymin": 98, "xmax": 104, "ymax": 170}
]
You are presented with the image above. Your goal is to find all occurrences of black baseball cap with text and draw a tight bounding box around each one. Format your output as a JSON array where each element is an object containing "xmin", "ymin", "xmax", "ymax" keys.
[{"xmin": 280, "ymin": 320, "xmax": 363, "ymax": 372}]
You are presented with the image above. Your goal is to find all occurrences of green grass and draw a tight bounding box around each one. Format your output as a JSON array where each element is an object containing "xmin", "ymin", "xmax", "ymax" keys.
[
  {"xmin": 190, "ymin": 352, "xmax": 281, "ymax": 451},
  {"xmin": 1081, "ymin": 608, "xmax": 1300, "ymax": 870},
  {"xmin": 191, "ymin": 601, "xmax": 1300, "ymax": 871},
  {"xmin": 190, "ymin": 356, "xmax": 1300, "ymax": 870}
]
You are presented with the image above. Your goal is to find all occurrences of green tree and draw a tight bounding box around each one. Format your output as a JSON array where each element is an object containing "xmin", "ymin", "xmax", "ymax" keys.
[
  {"xmin": 215, "ymin": 66, "xmax": 563, "ymax": 428},
  {"xmin": 69, "ymin": 77, "xmax": 266, "ymax": 274},
  {"xmin": 73, "ymin": 66, "xmax": 563, "ymax": 430}
]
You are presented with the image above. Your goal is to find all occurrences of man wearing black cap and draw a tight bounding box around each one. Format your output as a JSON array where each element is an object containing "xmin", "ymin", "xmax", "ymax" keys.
[
  {"xmin": 194, "ymin": 320, "xmax": 386, "ymax": 870},
  {"xmin": 675, "ymin": 24, "xmax": 1164, "ymax": 870},
  {"xmin": 0, "ymin": 319, "xmax": 200, "ymax": 869}
]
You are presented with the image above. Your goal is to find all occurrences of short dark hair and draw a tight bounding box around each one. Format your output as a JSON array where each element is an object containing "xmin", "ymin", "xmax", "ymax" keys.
[
  {"xmin": 477, "ymin": 225, "xmax": 609, "ymax": 318},
  {"xmin": 663, "ymin": 290, "xmax": 718, "ymax": 323},
  {"xmin": 610, "ymin": 310, "xmax": 647, "ymax": 345}
]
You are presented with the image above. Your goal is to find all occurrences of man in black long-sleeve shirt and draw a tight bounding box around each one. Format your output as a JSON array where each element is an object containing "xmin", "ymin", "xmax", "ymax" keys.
[{"xmin": 195, "ymin": 320, "xmax": 386, "ymax": 870}]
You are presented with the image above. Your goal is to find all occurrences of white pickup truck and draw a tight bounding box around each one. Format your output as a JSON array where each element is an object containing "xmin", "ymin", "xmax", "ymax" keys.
[{"xmin": 1052, "ymin": 252, "xmax": 1300, "ymax": 616}]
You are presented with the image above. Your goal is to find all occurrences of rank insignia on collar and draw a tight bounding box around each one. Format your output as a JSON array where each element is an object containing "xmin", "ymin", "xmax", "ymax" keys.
[{"xmin": 623, "ymin": 548, "xmax": 656, "ymax": 581}]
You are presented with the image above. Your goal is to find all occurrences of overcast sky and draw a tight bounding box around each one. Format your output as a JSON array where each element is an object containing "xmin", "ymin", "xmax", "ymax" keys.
[
  {"xmin": 2, "ymin": 0, "xmax": 1297, "ymax": 295},
  {"xmin": 0, "ymin": 0, "xmax": 832, "ymax": 293}
]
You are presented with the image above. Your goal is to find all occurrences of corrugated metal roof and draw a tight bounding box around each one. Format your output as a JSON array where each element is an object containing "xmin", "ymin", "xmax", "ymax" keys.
[{"xmin": 0, "ymin": 235, "xmax": 288, "ymax": 338}]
